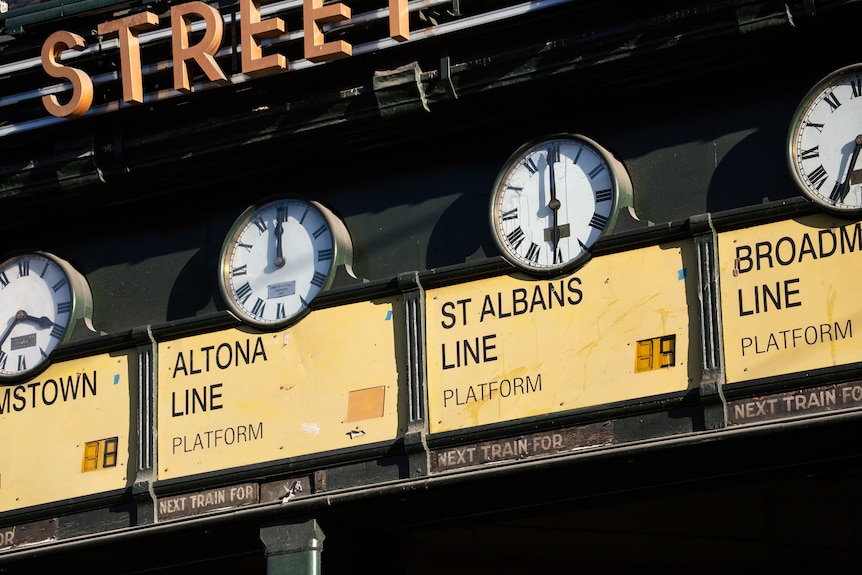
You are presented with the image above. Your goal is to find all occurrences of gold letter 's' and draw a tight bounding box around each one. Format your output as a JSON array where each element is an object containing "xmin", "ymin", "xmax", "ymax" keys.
[
  {"xmin": 171, "ymin": 1, "xmax": 229, "ymax": 93},
  {"xmin": 389, "ymin": 0, "xmax": 409, "ymax": 41},
  {"xmin": 98, "ymin": 12, "xmax": 159, "ymax": 104},
  {"xmin": 240, "ymin": 0, "xmax": 286, "ymax": 76},
  {"xmin": 302, "ymin": 0, "xmax": 351, "ymax": 62},
  {"xmin": 41, "ymin": 31, "xmax": 94, "ymax": 118}
]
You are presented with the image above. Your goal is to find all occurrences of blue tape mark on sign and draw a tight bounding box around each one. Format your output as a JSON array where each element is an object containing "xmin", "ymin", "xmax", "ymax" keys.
[
  {"xmin": 385, "ymin": 310, "xmax": 393, "ymax": 321},
  {"xmin": 678, "ymin": 268, "xmax": 687, "ymax": 280},
  {"xmin": 114, "ymin": 374, "xmax": 120, "ymax": 385}
]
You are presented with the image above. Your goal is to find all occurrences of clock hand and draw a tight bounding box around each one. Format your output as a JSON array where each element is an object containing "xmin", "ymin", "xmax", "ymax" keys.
[
  {"xmin": 832, "ymin": 134, "xmax": 862, "ymax": 203},
  {"xmin": 547, "ymin": 149, "xmax": 561, "ymax": 262},
  {"xmin": 274, "ymin": 218, "xmax": 285, "ymax": 268},
  {"xmin": 0, "ymin": 310, "xmax": 25, "ymax": 349},
  {"xmin": 20, "ymin": 312, "xmax": 56, "ymax": 329}
]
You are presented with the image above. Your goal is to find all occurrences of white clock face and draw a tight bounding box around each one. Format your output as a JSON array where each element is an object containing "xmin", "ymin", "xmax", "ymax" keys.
[
  {"xmin": 220, "ymin": 198, "xmax": 336, "ymax": 327},
  {"xmin": 491, "ymin": 135, "xmax": 619, "ymax": 274},
  {"xmin": 789, "ymin": 64, "xmax": 862, "ymax": 213},
  {"xmin": 0, "ymin": 253, "xmax": 74, "ymax": 378}
]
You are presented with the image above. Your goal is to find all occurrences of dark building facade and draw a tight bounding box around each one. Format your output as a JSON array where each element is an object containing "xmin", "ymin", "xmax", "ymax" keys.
[{"xmin": 1, "ymin": 0, "xmax": 862, "ymax": 572}]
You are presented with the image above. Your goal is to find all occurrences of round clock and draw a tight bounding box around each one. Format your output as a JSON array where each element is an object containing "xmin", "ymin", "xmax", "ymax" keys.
[
  {"xmin": 219, "ymin": 196, "xmax": 354, "ymax": 328},
  {"xmin": 0, "ymin": 252, "xmax": 94, "ymax": 381},
  {"xmin": 490, "ymin": 134, "xmax": 632, "ymax": 275},
  {"xmin": 788, "ymin": 63, "xmax": 862, "ymax": 213}
]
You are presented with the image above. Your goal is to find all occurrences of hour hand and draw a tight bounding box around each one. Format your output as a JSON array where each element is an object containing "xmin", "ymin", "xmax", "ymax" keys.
[
  {"xmin": 831, "ymin": 134, "xmax": 862, "ymax": 203},
  {"xmin": 21, "ymin": 313, "xmax": 55, "ymax": 329},
  {"xmin": 274, "ymin": 219, "xmax": 285, "ymax": 268}
]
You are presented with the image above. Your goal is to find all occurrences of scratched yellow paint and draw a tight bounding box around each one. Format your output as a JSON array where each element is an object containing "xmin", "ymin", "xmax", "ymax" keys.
[
  {"xmin": 0, "ymin": 352, "xmax": 134, "ymax": 513},
  {"xmin": 157, "ymin": 297, "xmax": 403, "ymax": 480},
  {"xmin": 719, "ymin": 213, "xmax": 862, "ymax": 383},
  {"xmin": 426, "ymin": 242, "xmax": 698, "ymax": 433}
]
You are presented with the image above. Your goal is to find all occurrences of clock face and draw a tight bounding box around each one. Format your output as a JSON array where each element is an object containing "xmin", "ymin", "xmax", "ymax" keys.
[
  {"xmin": 219, "ymin": 197, "xmax": 339, "ymax": 328},
  {"xmin": 789, "ymin": 64, "xmax": 862, "ymax": 213},
  {"xmin": 491, "ymin": 135, "xmax": 628, "ymax": 274},
  {"xmin": 0, "ymin": 253, "xmax": 80, "ymax": 379}
]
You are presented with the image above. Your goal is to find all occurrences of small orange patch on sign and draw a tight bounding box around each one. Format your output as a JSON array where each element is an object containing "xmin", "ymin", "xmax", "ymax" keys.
[
  {"xmin": 347, "ymin": 386, "xmax": 385, "ymax": 422},
  {"xmin": 635, "ymin": 335, "xmax": 676, "ymax": 373}
]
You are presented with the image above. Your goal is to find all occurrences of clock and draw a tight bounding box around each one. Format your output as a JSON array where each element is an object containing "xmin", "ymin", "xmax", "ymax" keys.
[
  {"xmin": 490, "ymin": 134, "xmax": 632, "ymax": 275},
  {"xmin": 0, "ymin": 252, "xmax": 94, "ymax": 381},
  {"xmin": 219, "ymin": 196, "xmax": 354, "ymax": 328},
  {"xmin": 788, "ymin": 63, "xmax": 862, "ymax": 213}
]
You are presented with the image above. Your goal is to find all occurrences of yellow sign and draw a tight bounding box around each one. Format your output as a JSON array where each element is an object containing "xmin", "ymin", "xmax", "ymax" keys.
[
  {"xmin": 719, "ymin": 213, "xmax": 862, "ymax": 383},
  {"xmin": 426, "ymin": 242, "xmax": 699, "ymax": 433},
  {"xmin": 157, "ymin": 297, "xmax": 403, "ymax": 480},
  {"xmin": 0, "ymin": 351, "xmax": 134, "ymax": 513}
]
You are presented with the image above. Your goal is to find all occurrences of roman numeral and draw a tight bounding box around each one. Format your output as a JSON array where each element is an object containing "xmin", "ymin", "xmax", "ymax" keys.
[
  {"xmin": 852, "ymin": 79, "xmax": 862, "ymax": 98},
  {"xmin": 318, "ymin": 248, "xmax": 333, "ymax": 262},
  {"xmin": 17, "ymin": 259, "xmax": 29, "ymax": 277},
  {"xmin": 825, "ymin": 90, "xmax": 841, "ymax": 111},
  {"xmin": 276, "ymin": 303, "xmax": 286, "ymax": 319},
  {"xmin": 595, "ymin": 188, "xmax": 613, "ymax": 202},
  {"xmin": 231, "ymin": 265, "xmax": 247, "ymax": 276},
  {"xmin": 312, "ymin": 225, "xmax": 327, "ymax": 239},
  {"xmin": 238, "ymin": 242, "xmax": 253, "ymax": 252},
  {"xmin": 808, "ymin": 165, "xmax": 828, "ymax": 190},
  {"xmin": 0, "ymin": 350, "xmax": 6, "ymax": 369},
  {"xmin": 17, "ymin": 355, "xmax": 26, "ymax": 371},
  {"xmin": 506, "ymin": 227, "xmax": 526, "ymax": 250},
  {"xmin": 588, "ymin": 164, "xmax": 606, "ymax": 180},
  {"xmin": 800, "ymin": 146, "xmax": 819, "ymax": 160},
  {"xmin": 251, "ymin": 298, "xmax": 265, "ymax": 318},
  {"xmin": 50, "ymin": 324, "xmax": 64, "ymax": 339},
  {"xmin": 57, "ymin": 301, "xmax": 71, "ymax": 314},
  {"xmin": 523, "ymin": 157, "xmax": 539, "ymax": 175},
  {"xmin": 310, "ymin": 271, "xmax": 327, "ymax": 288},
  {"xmin": 525, "ymin": 243, "xmax": 540, "ymax": 263},
  {"xmin": 277, "ymin": 205, "xmax": 288, "ymax": 222},
  {"xmin": 501, "ymin": 208, "xmax": 518, "ymax": 221},
  {"xmin": 589, "ymin": 212, "xmax": 609, "ymax": 230},
  {"xmin": 52, "ymin": 277, "xmax": 68, "ymax": 292},
  {"xmin": 252, "ymin": 216, "xmax": 267, "ymax": 233},
  {"xmin": 235, "ymin": 282, "xmax": 253, "ymax": 304},
  {"xmin": 0, "ymin": 271, "xmax": 8, "ymax": 287},
  {"xmin": 299, "ymin": 208, "xmax": 309, "ymax": 225},
  {"xmin": 806, "ymin": 121, "xmax": 825, "ymax": 132}
]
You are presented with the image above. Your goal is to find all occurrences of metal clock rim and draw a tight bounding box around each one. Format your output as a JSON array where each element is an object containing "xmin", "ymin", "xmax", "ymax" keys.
[
  {"xmin": 787, "ymin": 62, "xmax": 862, "ymax": 215},
  {"xmin": 0, "ymin": 250, "xmax": 94, "ymax": 383},
  {"xmin": 489, "ymin": 132, "xmax": 630, "ymax": 277},
  {"xmin": 218, "ymin": 195, "xmax": 347, "ymax": 330}
]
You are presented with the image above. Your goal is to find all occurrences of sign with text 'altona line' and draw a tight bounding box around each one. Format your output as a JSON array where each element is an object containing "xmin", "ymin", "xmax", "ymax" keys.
[
  {"xmin": 426, "ymin": 242, "xmax": 699, "ymax": 434},
  {"xmin": 157, "ymin": 297, "xmax": 403, "ymax": 480},
  {"xmin": 0, "ymin": 351, "xmax": 134, "ymax": 513},
  {"xmin": 719, "ymin": 214, "xmax": 862, "ymax": 383}
]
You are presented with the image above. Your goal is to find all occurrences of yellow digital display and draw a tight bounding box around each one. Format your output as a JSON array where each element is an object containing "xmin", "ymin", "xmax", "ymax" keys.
[
  {"xmin": 719, "ymin": 213, "xmax": 862, "ymax": 383},
  {"xmin": 426, "ymin": 241, "xmax": 699, "ymax": 433},
  {"xmin": 156, "ymin": 297, "xmax": 404, "ymax": 480},
  {"xmin": 0, "ymin": 351, "xmax": 134, "ymax": 513}
]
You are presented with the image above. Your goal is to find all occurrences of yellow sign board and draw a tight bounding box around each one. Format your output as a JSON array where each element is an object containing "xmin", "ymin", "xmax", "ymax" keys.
[
  {"xmin": 719, "ymin": 214, "xmax": 862, "ymax": 383},
  {"xmin": 426, "ymin": 242, "xmax": 699, "ymax": 433},
  {"xmin": 157, "ymin": 298, "xmax": 403, "ymax": 480},
  {"xmin": 0, "ymin": 351, "xmax": 134, "ymax": 513}
]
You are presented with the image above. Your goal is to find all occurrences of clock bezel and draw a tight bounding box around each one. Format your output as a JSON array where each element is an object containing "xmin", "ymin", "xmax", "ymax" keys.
[
  {"xmin": 489, "ymin": 133, "xmax": 633, "ymax": 276},
  {"xmin": 0, "ymin": 251, "xmax": 94, "ymax": 382},
  {"xmin": 218, "ymin": 195, "xmax": 353, "ymax": 329},
  {"xmin": 787, "ymin": 63, "xmax": 862, "ymax": 214}
]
